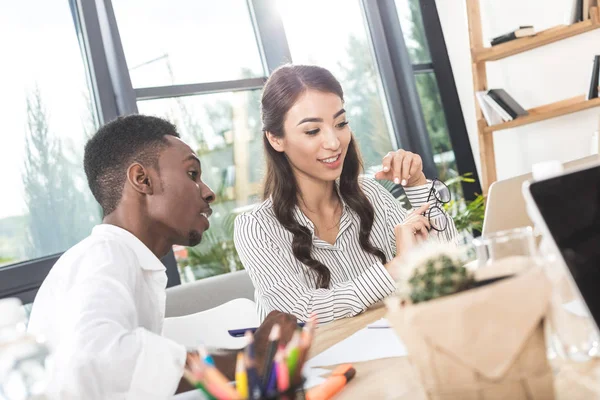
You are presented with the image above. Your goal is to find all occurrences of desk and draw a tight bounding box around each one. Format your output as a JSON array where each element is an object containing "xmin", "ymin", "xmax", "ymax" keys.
[{"xmin": 309, "ymin": 305, "xmax": 600, "ymax": 399}]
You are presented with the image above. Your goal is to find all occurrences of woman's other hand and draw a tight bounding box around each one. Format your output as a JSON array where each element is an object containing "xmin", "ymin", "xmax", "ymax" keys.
[{"xmin": 374, "ymin": 149, "xmax": 427, "ymax": 187}]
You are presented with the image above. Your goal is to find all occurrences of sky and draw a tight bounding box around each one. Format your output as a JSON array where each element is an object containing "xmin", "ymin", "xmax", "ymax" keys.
[{"xmin": 0, "ymin": 0, "xmax": 413, "ymax": 221}]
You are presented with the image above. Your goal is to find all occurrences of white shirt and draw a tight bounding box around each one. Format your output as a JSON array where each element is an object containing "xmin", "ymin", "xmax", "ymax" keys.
[
  {"xmin": 234, "ymin": 178, "xmax": 458, "ymax": 323},
  {"xmin": 28, "ymin": 224, "xmax": 187, "ymax": 400}
]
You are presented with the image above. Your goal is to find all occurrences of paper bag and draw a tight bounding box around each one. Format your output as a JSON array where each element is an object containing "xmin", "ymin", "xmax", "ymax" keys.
[{"xmin": 387, "ymin": 266, "xmax": 554, "ymax": 400}]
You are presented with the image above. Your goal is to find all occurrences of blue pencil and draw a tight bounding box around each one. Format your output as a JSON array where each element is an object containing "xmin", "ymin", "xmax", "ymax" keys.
[{"xmin": 245, "ymin": 331, "xmax": 263, "ymax": 400}]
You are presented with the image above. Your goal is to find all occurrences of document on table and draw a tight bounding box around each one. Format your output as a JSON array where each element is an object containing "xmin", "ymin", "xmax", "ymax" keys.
[
  {"xmin": 366, "ymin": 317, "xmax": 391, "ymax": 328},
  {"xmin": 305, "ymin": 324, "xmax": 407, "ymax": 368}
]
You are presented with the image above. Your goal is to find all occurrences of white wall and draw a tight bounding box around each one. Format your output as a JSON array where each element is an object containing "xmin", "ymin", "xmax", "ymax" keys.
[{"xmin": 436, "ymin": 0, "xmax": 600, "ymax": 181}]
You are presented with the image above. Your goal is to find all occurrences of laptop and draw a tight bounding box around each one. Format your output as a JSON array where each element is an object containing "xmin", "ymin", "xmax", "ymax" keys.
[
  {"xmin": 483, "ymin": 155, "xmax": 600, "ymax": 235},
  {"xmin": 522, "ymin": 162, "xmax": 600, "ymax": 329}
]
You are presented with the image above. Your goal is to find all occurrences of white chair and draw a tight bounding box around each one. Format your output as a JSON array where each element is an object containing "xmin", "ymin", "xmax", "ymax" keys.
[
  {"xmin": 162, "ymin": 298, "xmax": 259, "ymax": 350},
  {"xmin": 165, "ymin": 270, "xmax": 255, "ymax": 318}
]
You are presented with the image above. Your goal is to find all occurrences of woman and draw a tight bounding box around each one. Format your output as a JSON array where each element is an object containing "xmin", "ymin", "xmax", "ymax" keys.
[{"xmin": 234, "ymin": 64, "xmax": 457, "ymax": 323}]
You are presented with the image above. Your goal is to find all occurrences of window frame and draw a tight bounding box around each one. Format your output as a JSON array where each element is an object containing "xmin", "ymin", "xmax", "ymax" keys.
[
  {"xmin": 363, "ymin": 0, "xmax": 481, "ymax": 199},
  {"xmin": 1, "ymin": 0, "xmax": 480, "ymax": 302}
]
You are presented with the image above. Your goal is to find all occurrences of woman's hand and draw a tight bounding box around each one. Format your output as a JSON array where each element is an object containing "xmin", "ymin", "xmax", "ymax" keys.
[
  {"xmin": 384, "ymin": 204, "xmax": 430, "ymax": 276},
  {"xmin": 401, "ymin": 203, "xmax": 430, "ymax": 242},
  {"xmin": 374, "ymin": 149, "xmax": 428, "ymax": 187}
]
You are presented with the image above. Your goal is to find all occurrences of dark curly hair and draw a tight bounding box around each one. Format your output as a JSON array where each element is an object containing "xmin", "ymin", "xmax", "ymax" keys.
[
  {"xmin": 261, "ymin": 64, "xmax": 386, "ymax": 288},
  {"xmin": 83, "ymin": 114, "xmax": 179, "ymax": 216}
]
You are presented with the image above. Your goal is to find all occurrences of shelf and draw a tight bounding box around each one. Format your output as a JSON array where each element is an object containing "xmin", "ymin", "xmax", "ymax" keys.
[
  {"xmin": 473, "ymin": 17, "xmax": 600, "ymax": 63},
  {"xmin": 483, "ymin": 95, "xmax": 600, "ymax": 133}
]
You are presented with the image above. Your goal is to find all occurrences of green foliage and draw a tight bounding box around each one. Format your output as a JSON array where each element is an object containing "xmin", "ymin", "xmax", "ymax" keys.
[
  {"xmin": 0, "ymin": 256, "xmax": 14, "ymax": 266},
  {"xmin": 180, "ymin": 213, "xmax": 243, "ymax": 280},
  {"xmin": 442, "ymin": 173, "xmax": 486, "ymax": 234},
  {"xmin": 408, "ymin": 254, "xmax": 475, "ymax": 303}
]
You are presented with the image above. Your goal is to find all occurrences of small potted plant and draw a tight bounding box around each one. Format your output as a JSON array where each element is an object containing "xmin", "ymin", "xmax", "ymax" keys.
[{"xmin": 387, "ymin": 243, "xmax": 554, "ymax": 400}]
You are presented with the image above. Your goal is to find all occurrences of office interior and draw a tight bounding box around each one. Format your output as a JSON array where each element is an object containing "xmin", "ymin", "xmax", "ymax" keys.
[{"xmin": 1, "ymin": 0, "xmax": 600, "ymax": 399}]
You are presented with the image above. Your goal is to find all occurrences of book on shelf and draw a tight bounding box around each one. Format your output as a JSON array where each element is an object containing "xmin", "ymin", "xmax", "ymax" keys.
[
  {"xmin": 487, "ymin": 89, "xmax": 529, "ymax": 120},
  {"xmin": 483, "ymin": 94, "xmax": 513, "ymax": 122},
  {"xmin": 584, "ymin": 0, "xmax": 591, "ymax": 20},
  {"xmin": 569, "ymin": 0, "xmax": 597, "ymax": 23},
  {"xmin": 587, "ymin": 55, "xmax": 600, "ymax": 100},
  {"xmin": 476, "ymin": 91, "xmax": 505, "ymax": 126},
  {"xmin": 490, "ymin": 26, "xmax": 535, "ymax": 46}
]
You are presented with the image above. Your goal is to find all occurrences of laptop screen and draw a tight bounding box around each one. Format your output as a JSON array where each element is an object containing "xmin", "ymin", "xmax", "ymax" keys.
[{"xmin": 529, "ymin": 165, "xmax": 600, "ymax": 324}]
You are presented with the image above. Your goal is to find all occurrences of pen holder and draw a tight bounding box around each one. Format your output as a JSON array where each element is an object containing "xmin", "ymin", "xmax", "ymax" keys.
[{"xmin": 261, "ymin": 379, "xmax": 306, "ymax": 400}]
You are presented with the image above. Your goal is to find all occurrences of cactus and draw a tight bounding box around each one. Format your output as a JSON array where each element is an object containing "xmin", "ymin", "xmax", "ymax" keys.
[{"xmin": 406, "ymin": 253, "xmax": 475, "ymax": 304}]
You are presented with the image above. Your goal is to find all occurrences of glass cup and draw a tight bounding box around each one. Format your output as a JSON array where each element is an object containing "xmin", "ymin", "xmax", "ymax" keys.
[{"xmin": 470, "ymin": 227, "xmax": 538, "ymax": 281}]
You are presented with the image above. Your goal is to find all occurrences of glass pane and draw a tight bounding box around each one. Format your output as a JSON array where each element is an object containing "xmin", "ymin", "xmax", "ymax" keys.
[
  {"xmin": 113, "ymin": 0, "xmax": 265, "ymax": 88},
  {"xmin": 137, "ymin": 91, "xmax": 262, "ymax": 282},
  {"xmin": 414, "ymin": 72, "xmax": 460, "ymax": 190},
  {"xmin": 395, "ymin": 0, "xmax": 432, "ymax": 64},
  {"xmin": 277, "ymin": 0, "xmax": 396, "ymax": 171},
  {"xmin": 0, "ymin": 1, "xmax": 101, "ymax": 268}
]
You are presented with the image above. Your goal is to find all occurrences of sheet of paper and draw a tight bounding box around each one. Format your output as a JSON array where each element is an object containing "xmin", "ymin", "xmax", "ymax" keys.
[
  {"xmin": 303, "ymin": 367, "xmax": 330, "ymax": 389},
  {"xmin": 366, "ymin": 317, "xmax": 390, "ymax": 329},
  {"xmin": 305, "ymin": 326, "xmax": 407, "ymax": 368},
  {"xmin": 563, "ymin": 299, "xmax": 589, "ymax": 318}
]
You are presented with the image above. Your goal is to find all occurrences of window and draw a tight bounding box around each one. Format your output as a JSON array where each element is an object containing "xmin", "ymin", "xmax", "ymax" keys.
[
  {"xmin": 112, "ymin": 0, "xmax": 265, "ymax": 88},
  {"xmin": 277, "ymin": 0, "xmax": 397, "ymax": 170},
  {"xmin": 0, "ymin": 0, "xmax": 100, "ymax": 269},
  {"xmin": 1, "ymin": 0, "xmax": 478, "ymax": 299}
]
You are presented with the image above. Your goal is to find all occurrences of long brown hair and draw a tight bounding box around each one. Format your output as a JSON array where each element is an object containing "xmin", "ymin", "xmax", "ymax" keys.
[{"xmin": 261, "ymin": 65, "xmax": 387, "ymax": 288}]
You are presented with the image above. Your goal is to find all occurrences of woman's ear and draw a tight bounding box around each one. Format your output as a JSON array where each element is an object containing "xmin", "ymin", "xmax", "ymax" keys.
[
  {"xmin": 265, "ymin": 131, "xmax": 285, "ymax": 153},
  {"xmin": 127, "ymin": 163, "xmax": 154, "ymax": 195}
]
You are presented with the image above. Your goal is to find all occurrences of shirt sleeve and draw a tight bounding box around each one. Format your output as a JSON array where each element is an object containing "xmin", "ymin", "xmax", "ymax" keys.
[
  {"xmin": 47, "ymin": 251, "xmax": 187, "ymax": 399},
  {"xmin": 234, "ymin": 214, "xmax": 396, "ymax": 324}
]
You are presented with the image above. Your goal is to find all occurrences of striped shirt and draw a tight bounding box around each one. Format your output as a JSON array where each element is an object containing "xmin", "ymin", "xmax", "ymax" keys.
[{"xmin": 234, "ymin": 177, "xmax": 458, "ymax": 323}]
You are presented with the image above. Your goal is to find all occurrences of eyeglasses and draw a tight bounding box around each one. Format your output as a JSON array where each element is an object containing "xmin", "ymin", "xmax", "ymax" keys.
[{"xmin": 425, "ymin": 178, "xmax": 451, "ymax": 232}]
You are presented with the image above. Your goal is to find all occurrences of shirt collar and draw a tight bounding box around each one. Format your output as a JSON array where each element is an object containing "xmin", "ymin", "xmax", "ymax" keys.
[{"xmin": 92, "ymin": 224, "xmax": 166, "ymax": 272}]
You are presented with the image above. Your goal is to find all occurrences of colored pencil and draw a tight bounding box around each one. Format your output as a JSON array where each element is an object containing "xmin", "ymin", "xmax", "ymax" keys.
[
  {"xmin": 245, "ymin": 331, "xmax": 263, "ymax": 400},
  {"xmin": 261, "ymin": 323, "xmax": 280, "ymax": 389},
  {"xmin": 235, "ymin": 352, "xmax": 249, "ymax": 399}
]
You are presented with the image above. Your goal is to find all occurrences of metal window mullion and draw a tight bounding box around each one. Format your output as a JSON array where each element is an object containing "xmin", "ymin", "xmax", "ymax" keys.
[
  {"xmin": 0, "ymin": 255, "xmax": 61, "ymax": 302},
  {"xmin": 134, "ymin": 78, "xmax": 267, "ymax": 101},
  {"xmin": 75, "ymin": 0, "xmax": 120, "ymax": 123},
  {"xmin": 248, "ymin": 0, "xmax": 293, "ymax": 73},
  {"xmin": 412, "ymin": 62, "xmax": 434, "ymax": 73},
  {"xmin": 94, "ymin": 0, "xmax": 138, "ymax": 117}
]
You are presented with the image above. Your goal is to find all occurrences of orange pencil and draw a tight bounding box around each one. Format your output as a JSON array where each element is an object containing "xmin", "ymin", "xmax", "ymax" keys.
[{"xmin": 306, "ymin": 364, "xmax": 356, "ymax": 400}]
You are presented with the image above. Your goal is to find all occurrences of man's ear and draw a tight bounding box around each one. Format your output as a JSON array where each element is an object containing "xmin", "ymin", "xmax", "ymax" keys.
[
  {"xmin": 127, "ymin": 163, "xmax": 154, "ymax": 195},
  {"xmin": 265, "ymin": 131, "xmax": 285, "ymax": 153}
]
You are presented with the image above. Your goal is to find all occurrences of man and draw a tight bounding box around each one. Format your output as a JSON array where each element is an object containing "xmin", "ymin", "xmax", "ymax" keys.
[{"xmin": 28, "ymin": 115, "xmax": 297, "ymax": 399}]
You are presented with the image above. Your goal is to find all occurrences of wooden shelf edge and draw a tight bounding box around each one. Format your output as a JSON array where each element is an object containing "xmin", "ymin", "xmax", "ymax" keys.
[
  {"xmin": 474, "ymin": 18, "xmax": 600, "ymax": 62},
  {"xmin": 483, "ymin": 95, "xmax": 600, "ymax": 133}
]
